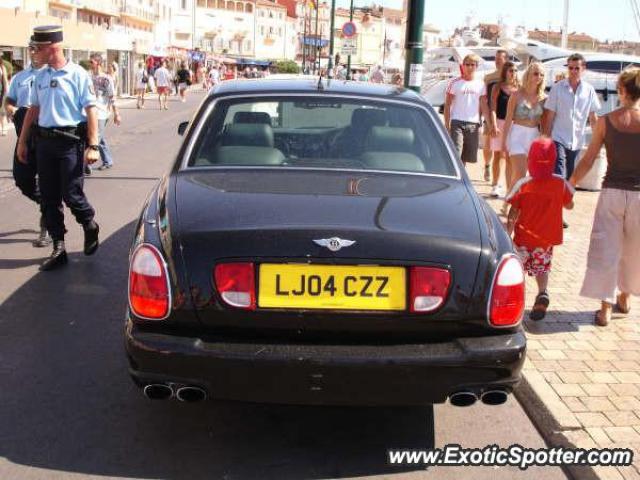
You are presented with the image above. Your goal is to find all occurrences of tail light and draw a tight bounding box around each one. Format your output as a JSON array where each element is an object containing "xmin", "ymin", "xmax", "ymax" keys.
[
  {"xmin": 489, "ymin": 255, "xmax": 525, "ymax": 327},
  {"xmin": 409, "ymin": 267, "xmax": 451, "ymax": 313},
  {"xmin": 129, "ymin": 244, "xmax": 171, "ymax": 320},
  {"xmin": 214, "ymin": 262, "xmax": 256, "ymax": 310}
]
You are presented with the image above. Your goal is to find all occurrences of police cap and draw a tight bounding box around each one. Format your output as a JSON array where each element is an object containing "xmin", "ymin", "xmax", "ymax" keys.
[{"xmin": 32, "ymin": 25, "xmax": 63, "ymax": 45}]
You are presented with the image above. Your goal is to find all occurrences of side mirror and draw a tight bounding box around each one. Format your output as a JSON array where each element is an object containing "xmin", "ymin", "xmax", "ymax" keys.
[{"xmin": 178, "ymin": 121, "xmax": 188, "ymax": 136}]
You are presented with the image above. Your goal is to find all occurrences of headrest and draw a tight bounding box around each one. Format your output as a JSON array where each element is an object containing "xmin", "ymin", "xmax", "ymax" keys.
[
  {"xmin": 222, "ymin": 123, "xmax": 274, "ymax": 148},
  {"xmin": 351, "ymin": 108, "xmax": 387, "ymax": 128},
  {"xmin": 365, "ymin": 126, "xmax": 415, "ymax": 152},
  {"xmin": 233, "ymin": 111, "xmax": 271, "ymax": 125}
]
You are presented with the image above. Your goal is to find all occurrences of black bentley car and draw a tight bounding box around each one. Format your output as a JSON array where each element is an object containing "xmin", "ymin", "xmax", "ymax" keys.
[{"xmin": 125, "ymin": 78, "xmax": 526, "ymax": 409}]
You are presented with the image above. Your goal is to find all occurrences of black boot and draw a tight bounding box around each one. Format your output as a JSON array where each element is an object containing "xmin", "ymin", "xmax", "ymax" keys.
[
  {"xmin": 83, "ymin": 220, "xmax": 99, "ymax": 255},
  {"xmin": 40, "ymin": 240, "xmax": 68, "ymax": 271},
  {"xmin": 33, "ymin": 215, "xmax": 51, "ymax": 248}
]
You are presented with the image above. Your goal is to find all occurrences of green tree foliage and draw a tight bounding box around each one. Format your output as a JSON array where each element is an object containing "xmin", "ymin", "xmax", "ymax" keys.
[{"xmin": 274, "ymin": 60, "xmax": 299, "ymax": 74}]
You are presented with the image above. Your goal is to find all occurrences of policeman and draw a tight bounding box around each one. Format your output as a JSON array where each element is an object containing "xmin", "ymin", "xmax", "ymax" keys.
[
  {"xmin": 17, "ymin": 26, "xmax": 100, "ymax": 271},
  {"xmin": 3, "ymin": 36, "xmax": 50, "ymax": 247}
]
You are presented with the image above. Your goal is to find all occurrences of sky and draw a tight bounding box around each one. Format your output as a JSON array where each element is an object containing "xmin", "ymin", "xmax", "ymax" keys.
[{"xmin": 335, "ymin": 0, "xmax": 640, "ymax": 43}]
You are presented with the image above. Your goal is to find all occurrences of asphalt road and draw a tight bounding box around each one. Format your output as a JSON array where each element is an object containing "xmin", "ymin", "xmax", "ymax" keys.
[{"xmin": 0, "ymin": 89, "xmax": 568, "ymax": 480}]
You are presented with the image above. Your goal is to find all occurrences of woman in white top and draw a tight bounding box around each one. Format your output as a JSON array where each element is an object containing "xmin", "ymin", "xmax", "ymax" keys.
[
  {"xmin": 501, "ymin": 62, "xmax": 547, "ymax": 192},
  {"xmin": 134, "ymin": 61, "xmax": 149, "ymax": 109}
]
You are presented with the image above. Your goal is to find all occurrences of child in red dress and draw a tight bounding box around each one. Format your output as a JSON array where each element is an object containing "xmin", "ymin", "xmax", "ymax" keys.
[{"xmin": 506, "ymin": 137, "xmax": 575, "ymax": 320}]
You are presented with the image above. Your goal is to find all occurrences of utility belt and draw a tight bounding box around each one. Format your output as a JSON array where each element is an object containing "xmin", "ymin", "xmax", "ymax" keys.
[{"xmin": 37, "ymin": 123, "xmax": 87, "ymax": 141}]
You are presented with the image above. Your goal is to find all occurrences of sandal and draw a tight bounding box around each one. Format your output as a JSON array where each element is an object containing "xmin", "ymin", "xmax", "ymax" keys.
[
  {"xmin": 595, "ymin": 309, "xmax": 609, "ymax": 327},
  {"xmin": 615, "ymin": 294, "xmax": 631, "ymax": 314},
  {"xmin": 529, "ymin": 292, "xmax": 550, "ymax": 321}
]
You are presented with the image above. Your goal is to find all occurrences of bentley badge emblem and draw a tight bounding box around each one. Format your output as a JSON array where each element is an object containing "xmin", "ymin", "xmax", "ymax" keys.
[{"xmin": 313, "ymin": 237, "xmax": 356, "ymax": 252}]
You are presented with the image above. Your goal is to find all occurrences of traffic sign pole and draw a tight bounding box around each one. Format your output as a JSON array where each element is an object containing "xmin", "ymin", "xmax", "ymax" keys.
[
  {"xmin": 346, "ymin": 0, "xmax": 354, "ymax": 80},
  {"xmin": 404, "ymin": 0, "xmax": 425, "ymax": 92}
]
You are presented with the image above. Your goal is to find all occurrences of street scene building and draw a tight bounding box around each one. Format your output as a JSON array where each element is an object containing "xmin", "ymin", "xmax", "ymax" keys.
[{"xmin": 3, "ymin": 2, "xmax": 640, "ymax": 480}]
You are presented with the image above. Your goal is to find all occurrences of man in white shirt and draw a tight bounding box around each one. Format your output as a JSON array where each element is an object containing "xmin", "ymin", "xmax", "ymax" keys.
[
  {"xmin": 444, "ymin": 54, "xmax": 492, "ymax": 165},
  {"xmin": 542, "ymin": 53, "xmax": 600, "ymax": 179},
  {"xmin": 154, "ymin": 60, "xmax": 172, "ymax": 110}
]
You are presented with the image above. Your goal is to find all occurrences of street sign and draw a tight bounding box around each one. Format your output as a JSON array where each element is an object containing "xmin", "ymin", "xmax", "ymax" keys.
[
  {"xmin": 340, "ymin": 38, "xmax": 357, "ymax": 56},
  {"xmin": 341, "ymin": 21, "xmax": 357, "ymax": 38}
]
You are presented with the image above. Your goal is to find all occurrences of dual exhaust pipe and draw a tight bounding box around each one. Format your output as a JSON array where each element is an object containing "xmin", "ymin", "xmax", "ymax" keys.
[
  {"xmin": 449, "ymin": 389, "xmax": 508, "ymax": 407},
  {"xmin": 143, "ymin": 383, "xmax": 207, "ymax": 403}
]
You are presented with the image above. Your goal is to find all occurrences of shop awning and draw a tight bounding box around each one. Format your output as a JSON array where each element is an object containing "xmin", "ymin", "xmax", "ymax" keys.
[
  {"xmin": 235, "ymin": 58, "xmax": 272, "ymax": 67},
  {"xmin": 302, "ymin": 37, "xmax": 329, "ymax": 47}
]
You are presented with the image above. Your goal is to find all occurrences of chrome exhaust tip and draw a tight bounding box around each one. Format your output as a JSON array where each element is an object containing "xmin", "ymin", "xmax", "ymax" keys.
[
  {"xmin": 449, "ymin": 391, "xmax": 478, "ymax": 407},
  {"xmin": 143, "ymin": 383, "xmax": 173, "ymax": 400},
  {"xmin": 176, "ymin": 386, "xmax": 207, "ymax": 403},
  {"xmin": 481, "ymin": 389, "xmax": 509, "ymax": 406}
]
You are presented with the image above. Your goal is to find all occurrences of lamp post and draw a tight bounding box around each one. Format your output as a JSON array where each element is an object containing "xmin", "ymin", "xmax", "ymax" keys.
[
  {"xmin": 327, "ymin": 0, "xmax": 336, "ymax": 78},
  {"xmin": 403, "ymin": 0, "xmax": 425, "ymax": 92}
]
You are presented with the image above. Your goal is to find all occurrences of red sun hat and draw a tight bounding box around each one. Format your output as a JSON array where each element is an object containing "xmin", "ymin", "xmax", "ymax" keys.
[{"xmin": 528, "ymin": 137, "xmax": 557, "ymax": 179}]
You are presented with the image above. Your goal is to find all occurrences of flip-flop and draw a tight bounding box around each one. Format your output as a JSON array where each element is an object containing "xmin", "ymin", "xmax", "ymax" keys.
[
  {"xmin": 529, "ymin": 292, "xmax": 550, "ymax": 321},
  {"xmin": 615, "ymin": 294, "xmax": 631, "ymax": 314}
]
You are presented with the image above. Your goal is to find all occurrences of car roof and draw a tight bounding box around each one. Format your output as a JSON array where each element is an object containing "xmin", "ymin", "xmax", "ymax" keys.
[{"xmin": 209, "ymin": 77, "xmax": 425, "ymax": 103}]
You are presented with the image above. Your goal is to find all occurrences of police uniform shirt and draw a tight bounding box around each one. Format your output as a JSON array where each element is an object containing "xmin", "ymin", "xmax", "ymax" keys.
[
  {"xmin": 30, "ymin": 60, "xmax": 97, "ymax": 128},
  {"xmin": 7, "ymin": 66, "xmax": 41, "ymax": 108}
]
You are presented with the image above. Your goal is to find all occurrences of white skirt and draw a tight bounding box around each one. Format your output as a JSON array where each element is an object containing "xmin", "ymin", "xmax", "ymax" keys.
[{"xmin": 507, "ymin": 124, "xmax": 539, "ymax": 156}]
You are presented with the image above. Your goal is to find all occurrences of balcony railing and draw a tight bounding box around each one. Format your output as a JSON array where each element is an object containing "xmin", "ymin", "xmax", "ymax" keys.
[
  {"xmin": 120, "ymin": 4, "xmax": 157, "ymax": 23},
  {"xmin": 76, "ymin": 0, "xmax": 119, "ymax": 16}
]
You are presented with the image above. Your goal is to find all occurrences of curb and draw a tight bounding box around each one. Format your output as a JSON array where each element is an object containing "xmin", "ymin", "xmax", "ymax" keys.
[{"xmin": 516, "ymin": 361, "xmax": 618, "ymax": 480}]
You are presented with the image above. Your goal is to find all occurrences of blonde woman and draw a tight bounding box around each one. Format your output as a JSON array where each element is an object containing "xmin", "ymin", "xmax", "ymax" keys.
[
  {"xmin": 489, "ymin": 61, "xmax": 520, "ymax": 197},
  {"xmin": 502, "ymin": 62, "xmax": 547, "ymax": 191},
  {"xmin": 570, "ymin": 67, "xmax": 640, "ymax": 326}
]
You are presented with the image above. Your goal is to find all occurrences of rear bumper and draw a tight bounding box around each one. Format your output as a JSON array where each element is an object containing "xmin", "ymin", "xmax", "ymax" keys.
[{"xmin": 125, "ymin": 320, "xmax": 526, "ymax": 406}]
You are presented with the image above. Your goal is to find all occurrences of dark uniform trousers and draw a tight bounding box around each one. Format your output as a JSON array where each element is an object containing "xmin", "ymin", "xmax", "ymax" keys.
[
  {"xmin": 12, "ymin": 107, "xmax": 41, "ymax": 206},
  {"xmin": 36, "ymin": 127, "xmax": 95, "ymax": 241}
]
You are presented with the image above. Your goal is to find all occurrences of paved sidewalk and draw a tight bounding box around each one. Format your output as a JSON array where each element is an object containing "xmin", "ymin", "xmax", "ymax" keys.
[{"xmin": 466, "ymin": 159, "xmax": 640, "ymax": 480}]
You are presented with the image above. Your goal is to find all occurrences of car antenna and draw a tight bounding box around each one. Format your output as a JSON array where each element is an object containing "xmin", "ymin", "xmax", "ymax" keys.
[{"xmin": 317, "ymin": 73, "xmax": 324, "ymax": 91}]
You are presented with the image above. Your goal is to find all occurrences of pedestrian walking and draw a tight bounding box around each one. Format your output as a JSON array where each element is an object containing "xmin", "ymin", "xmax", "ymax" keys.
[
  {"xmin": 176, "ymin": 62, "xmax": 191, "ymax": 103},
  {"xmin": 107, "ymin": 61, "xmax": 118, "ymax": 96},
  {"xmin": 489, "ymin": 61, "xmax": 519, "ymax": 198},
  {"xmin": 543, "ymin": 53, "xmax": 600, "ymax": 179},
  {"xmin": 482, "ymin": 49, "xmax": 508, "ymax": 183},
  {"xmin": 3, "ymin": 37, "xmax": 50, "ymax": 247},
  {"xmin": 16, "ymin": 25, "xmax": 100, "ymax": 271},
  {"xmin": 570, "ymin": 67, "xmax": 640, "ymax": 326},
  {"xmin": 89, "ymin": 53, "xmax": 120, "ymax": 171},
  {"xmin": 154, "ymin": 60, "xmax": 172, "ymax": 110},
  {"xmin": 134, "ymin": 61, "xmax": 148, "ymax": 109},
  {"xmin": 208, "ymin": 63, "xmax": 220, "ymax": 89},
  {"xmin": 502, "ymin": 62, "xmax": 546, "ymax": 192},
  {"xmin": 371, "ymin": 65, "xmax": 385, "ymax": 83},
  {"xmin": 444, "ymin": 54, "xmax": 492, "ymax": 166},
  {"xmin": 0, "ymin": 59, "xmax": 8, "ymax": 136},
  {"xmin": 506, "ymin": 137, "xmax": 575, "ymax": 320}
]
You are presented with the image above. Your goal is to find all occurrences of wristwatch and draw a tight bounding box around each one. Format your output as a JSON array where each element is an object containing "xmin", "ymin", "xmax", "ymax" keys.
[{"xmin": 87, "ymin": 145, "xmax": 100, "ymax": 151}]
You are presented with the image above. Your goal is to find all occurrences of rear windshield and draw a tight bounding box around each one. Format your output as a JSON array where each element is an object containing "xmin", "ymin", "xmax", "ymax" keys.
[{"xmin": 188, "ymin": 96, "xmax": 456, "ymax": 176}]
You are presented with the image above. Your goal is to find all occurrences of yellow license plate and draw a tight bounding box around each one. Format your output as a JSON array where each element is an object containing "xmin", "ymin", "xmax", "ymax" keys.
[{"xmin": 258, "ymin": 264, "xmax": 406, "ymax": 311}]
